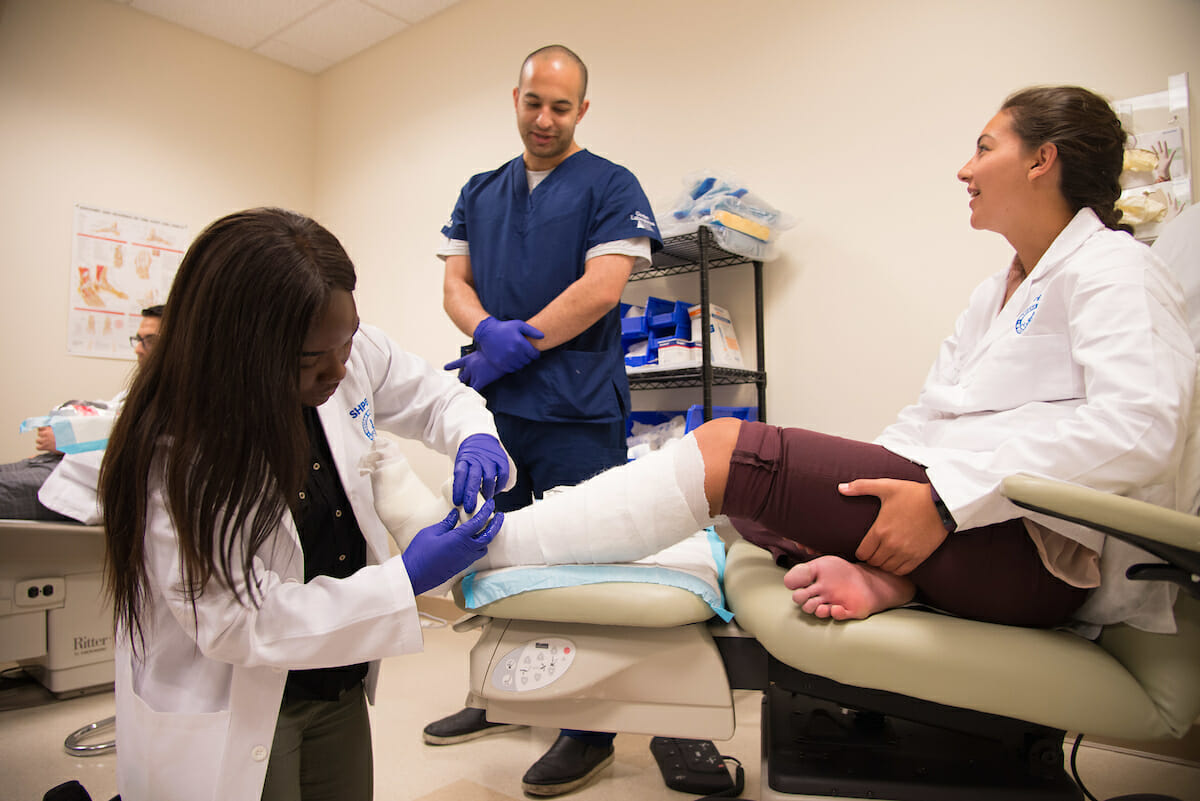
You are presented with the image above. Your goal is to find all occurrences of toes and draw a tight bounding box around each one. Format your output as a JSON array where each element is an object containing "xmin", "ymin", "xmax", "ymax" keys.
[
  {"xmin": 830, "ymin": 604, "xmax": 859, "ymax": 621},
  {"xmin": 783, "ymin": 563, "xmax": 814, "ymax": 590}
]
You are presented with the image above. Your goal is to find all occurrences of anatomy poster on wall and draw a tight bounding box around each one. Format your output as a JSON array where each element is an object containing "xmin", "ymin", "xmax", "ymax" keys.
[{"xmin": 69, "ymin": 204, "xmax": 188, "ymax": 359}]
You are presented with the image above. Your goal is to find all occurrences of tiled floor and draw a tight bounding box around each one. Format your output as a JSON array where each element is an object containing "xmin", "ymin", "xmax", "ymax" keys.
[{"xmin": 3, "ymin": 597, "xmax": 1198, "ymax": 801}]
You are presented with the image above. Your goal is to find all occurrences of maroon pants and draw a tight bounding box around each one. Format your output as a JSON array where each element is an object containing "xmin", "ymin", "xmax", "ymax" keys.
[{"xmin": 723, "ymin": 422, "xmax": 1088, "ymax": 627}]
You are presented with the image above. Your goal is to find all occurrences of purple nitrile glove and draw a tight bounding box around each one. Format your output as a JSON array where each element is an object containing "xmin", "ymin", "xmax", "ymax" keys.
[
  {"xmin": 401, "ymin": 500, "xmax": 503, "ymax": 595},
  {"xmin": 473, "ymin": 316, "xmax": 544, "ymax": 373},
  {"xmin": 452, "ymin": 433, "xmax": 509, "ymax": 513},
  {"xmin": 444, "ymin": 350, "xmax": 508, "ymax": 392}
]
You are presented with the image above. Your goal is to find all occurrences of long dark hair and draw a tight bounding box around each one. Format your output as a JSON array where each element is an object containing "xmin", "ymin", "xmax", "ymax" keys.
[
  {"xmin": 100, "ymin": 208, "xmax": 357, "ymax": 647},
  {"xmin": 1001, "ymin": 86, "xmax": 1131, "ymax": 233}
]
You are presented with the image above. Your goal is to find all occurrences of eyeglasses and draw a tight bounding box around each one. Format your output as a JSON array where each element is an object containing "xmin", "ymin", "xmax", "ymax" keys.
[{"xmin": 129, "ymin": 334, "xmax": 158, "ymax": 349}]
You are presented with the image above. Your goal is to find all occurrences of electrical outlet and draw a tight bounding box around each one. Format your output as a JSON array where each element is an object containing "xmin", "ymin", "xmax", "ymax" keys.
[{"xmin": 14, "ymin": 577, "xmax": 65, "ymax": 609}]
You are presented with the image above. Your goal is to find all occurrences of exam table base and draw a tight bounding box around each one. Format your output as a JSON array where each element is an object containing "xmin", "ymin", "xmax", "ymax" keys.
[
  {"xmin": 1, "ymin": 522, "xmax": 115, "ymax": 697},
  {"xmin": 466, "ymin": 618, "xmax": 735, "ymax": 740},
  {"xmin": 759, "ymin": 682, "xmax": 1083, "ymax": 801}
]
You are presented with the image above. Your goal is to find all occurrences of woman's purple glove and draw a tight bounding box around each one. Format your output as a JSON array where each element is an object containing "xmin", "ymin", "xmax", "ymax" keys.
[
  {"xmin": 444, "ymin": 350, "xmax": 508, "ymax": 391},
  {"xmin": 473, "ymin": 316, "xmax": 544, "ymax": 373},
  {"xmin": 401, "ymin": 500, "xmax": 503, "ymax": 595},
  {"xmin": 453, "ymin": 433, "xmax": 509, "ymax": 512}
]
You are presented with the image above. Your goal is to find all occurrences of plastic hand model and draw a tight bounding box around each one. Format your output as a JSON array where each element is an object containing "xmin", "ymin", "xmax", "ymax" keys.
[
  {"xmin": 445, "ymin": 350, "xmax": 508, "ymax": 392},
  {"xmin": 401, "ymin": 500, "xmax": 503, "ymax": 595},
  {"xmin": 473, "ymin": 316, "xmax": 544, "ymax": 372},
  {"xmin": 1152, "ymin": 140, "xmax": 1177, "ymax": 184},
  {"xmin": 452, "ymin": 433, "xmax": 510, "ymax": 512}
]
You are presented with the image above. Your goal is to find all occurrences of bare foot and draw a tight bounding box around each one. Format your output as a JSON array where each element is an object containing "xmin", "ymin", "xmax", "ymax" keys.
[{"xmin": 783, "ymin": 555, "xmax": 916, "ymax": 620}]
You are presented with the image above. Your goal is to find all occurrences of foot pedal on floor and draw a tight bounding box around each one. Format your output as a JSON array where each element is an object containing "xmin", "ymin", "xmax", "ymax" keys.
[{"xmin": 649, "ymin": 737, "xmax": 742, "ymax": 797}]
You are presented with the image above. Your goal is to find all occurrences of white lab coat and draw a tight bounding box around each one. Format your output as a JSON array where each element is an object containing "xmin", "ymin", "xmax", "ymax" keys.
[
  {"xmin": 37, "ymin": 389, "xmax": 127, "ymax": 524},
  {"xmin": 875, "ymin": 208, "xmax": 1195, "ymax": 633},
  {"xmin": 113, "ymin": 323, "xmax": 513, "ymax": 801}
]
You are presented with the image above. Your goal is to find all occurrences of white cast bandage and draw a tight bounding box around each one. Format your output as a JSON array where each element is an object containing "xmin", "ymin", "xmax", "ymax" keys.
[{"xmin": 479, "ymin": 433, "xmax": 714, "ymax": 568}]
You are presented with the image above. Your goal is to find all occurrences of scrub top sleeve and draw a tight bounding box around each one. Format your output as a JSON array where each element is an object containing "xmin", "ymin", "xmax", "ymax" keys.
[
  {"xmin": 441, "ymin": 188, "xmax": 469, "ymax": 241},
  {"xmin": 587, "ymin": 169, "xmax": 661, "ymax": 252}
]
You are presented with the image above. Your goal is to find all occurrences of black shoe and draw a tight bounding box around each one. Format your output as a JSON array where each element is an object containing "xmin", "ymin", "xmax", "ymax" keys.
[
  {"xmin": 422, "ymin": 706, "xmax": 527, "ymax": 745},
  {"xmin": 521, "ymin": 734, "xmax": 615, "ymax": 797}
]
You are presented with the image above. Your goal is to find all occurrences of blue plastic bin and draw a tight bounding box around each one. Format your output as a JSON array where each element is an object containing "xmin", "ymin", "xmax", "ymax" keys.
[
  {"xmin": 645, "ymin": 297, "xmax": 691, "ymax": 340},
  {"xmin": 683, "ymin": 405, "xmax": 758, "ymax": 434}
]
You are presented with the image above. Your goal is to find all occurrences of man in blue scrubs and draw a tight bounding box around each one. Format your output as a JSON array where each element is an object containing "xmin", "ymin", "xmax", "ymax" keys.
[{"xmin": 429, "ymin": 44, "xmax": 661, "ymax": 797}]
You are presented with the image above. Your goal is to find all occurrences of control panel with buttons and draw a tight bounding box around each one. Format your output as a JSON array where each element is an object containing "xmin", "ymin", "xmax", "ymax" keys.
[{"xmin": 490, "ymin": 637, "xmax": 576, "ymax": 692}]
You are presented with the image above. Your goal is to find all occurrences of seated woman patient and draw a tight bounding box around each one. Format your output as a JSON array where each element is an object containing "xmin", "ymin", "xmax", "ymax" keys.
[{"xmin": 482, "ymin": 85, "xmax": 1195, "ymax": 634}]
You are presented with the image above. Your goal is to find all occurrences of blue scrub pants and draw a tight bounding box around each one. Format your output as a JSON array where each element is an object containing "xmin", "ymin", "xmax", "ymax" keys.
[
  {"xmin": 492, "ymin": 412, "xmax": 626, "ymax": 746},
  {"xmin": 492, "ymin": 412, "xmax": 627, "ymax": 513}
]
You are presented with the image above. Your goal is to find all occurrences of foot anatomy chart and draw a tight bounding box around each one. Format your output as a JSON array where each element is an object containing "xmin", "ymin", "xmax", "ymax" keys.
[{"xmin": 69, "ymin": 204, "xmax": 188, "ymax": 359}]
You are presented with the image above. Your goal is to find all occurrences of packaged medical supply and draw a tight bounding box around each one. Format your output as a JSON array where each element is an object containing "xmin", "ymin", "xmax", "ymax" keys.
[
  {"xmin": 19, "ymin": 401, "xmax": 116, "ymax": 454},
  {"xmin": 689, "ymin": 303, "xmax": 744, "ymax": 368},
  {"xmin": 657, "ymin": 169, "xmax": 795, "ymax": 260},
  {"xmin": 626, "ymin": 413, "xmax": 687, "ymax": 459},
  {"xmin": 657, "ymin": 338, "xmax": 699, "ymax": 367}
]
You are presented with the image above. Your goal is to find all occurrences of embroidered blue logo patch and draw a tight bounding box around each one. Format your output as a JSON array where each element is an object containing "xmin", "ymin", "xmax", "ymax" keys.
[
  {"xmin": 1015, "ymin": 294, "xmax": 1042, "ymax": 334},
  {"xmin": 630, "ymin": 211, "xmax": 658, "ymax": 232},
  {"xmin": 348, "ymin": 398, "xmax": 375, "ymax": 440}
]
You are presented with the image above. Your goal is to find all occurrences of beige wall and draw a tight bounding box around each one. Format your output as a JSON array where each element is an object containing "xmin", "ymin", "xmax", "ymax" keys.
[
  {"xmin": 3, "ymin": 0, "xmax": 1199, "ymax": 489},
  {"xmin": 315, "ymin": 0, "xmax": 1200, "ymax": 485},
  {"xmin": 0, "ymin": 0, "xmax": 315, "ymax": 460}
]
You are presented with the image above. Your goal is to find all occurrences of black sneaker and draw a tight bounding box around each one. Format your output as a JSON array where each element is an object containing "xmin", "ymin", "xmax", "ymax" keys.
[
  {"xmin": 521, "ymin": 734, "xmax": 615, "ymax": 796},
  {"xmin": 422, "ymin": 706, "xmax": 527, "ymax": 745}
]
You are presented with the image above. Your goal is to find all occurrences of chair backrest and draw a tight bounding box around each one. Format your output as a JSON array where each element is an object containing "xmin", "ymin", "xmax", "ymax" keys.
[
  {"xmin": 1097, "ymin": 590, "xmax": 1200, "ymax": 738},
  {"xmin": 1103, "ymin": 209, "xmax": 1200, "ymax": 737},
  {"xmin": 1151, "ymin": 201, "xmax": 1200, "ymax": 351},
  {"xmin": 1154, "ymin": 206, "xmax": 1200, "ymax": 514},
  {"xmin": 1177, "ymin": 365, "xmax": 1200, "ymax": 516}
]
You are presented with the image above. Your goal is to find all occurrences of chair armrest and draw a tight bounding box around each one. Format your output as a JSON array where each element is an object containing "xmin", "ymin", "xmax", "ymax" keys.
[{"xmin": 1001, "ymin": 473, "xmax": 1200, "ymax": 597}]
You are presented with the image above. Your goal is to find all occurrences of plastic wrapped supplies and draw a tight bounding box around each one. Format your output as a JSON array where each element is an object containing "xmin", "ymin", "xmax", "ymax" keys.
[
  {"xmin": 19, "ymin": 401, "xmax": 117, "ymax": 453},
  {"xmin": 657, "ymin": 169, "xmax": 796, "ymax": 260}
]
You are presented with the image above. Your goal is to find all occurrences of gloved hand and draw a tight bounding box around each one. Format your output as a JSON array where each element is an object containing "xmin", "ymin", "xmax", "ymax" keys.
[
  {"xmin": 473, "ymin": 316, "xmax": 544, "ymax": 373},
  {"xmin": 452, "ymin": 433, "xmax": 509, "ymax": 512},
  {"xmin": 444, "ymin": 350, "xmax": 508, "ymax": 392},
  {"xmin": 401, "ymin": 500, "xmax": 503, "ymax": 595}
]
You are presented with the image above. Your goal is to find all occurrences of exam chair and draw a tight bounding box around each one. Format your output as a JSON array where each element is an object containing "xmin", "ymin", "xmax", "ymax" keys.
[
  {"xmin": 449, "ymin": 482, "xmax": 1199, "ymax": 801},
  {"xmin": 715, "ymin": 215, "xmax": 1200, "ymax": 800},
  {"xmin": 724, "ymin": 493, "xmax": 1199, "ymax": 801},
  {"xmin": 723, "ymin": 354, "xmax": 1200, "ymax": 801}
]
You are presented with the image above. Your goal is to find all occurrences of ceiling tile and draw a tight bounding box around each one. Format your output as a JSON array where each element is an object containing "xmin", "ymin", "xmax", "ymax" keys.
[
  {"xmin": 253, "ymin": 38, "xmax": 335, "ymax": 74},
  {"xmin": 129, "ymin": 0, "xmax": 329, "ymax": 49},
  {"xmin": 366, "ymin": 0, "xmax": 460, "ymax": 24},
  {"xmin": 113, "ymin": 0, "xmax": 463, "ymax": 73},
  {"xmin": 274, "ymin": 0, "xmax": 408, "ymax": 63}
]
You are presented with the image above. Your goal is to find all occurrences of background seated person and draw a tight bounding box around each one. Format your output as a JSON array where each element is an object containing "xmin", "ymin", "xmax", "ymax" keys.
[{"xmin": 0, "ymin": 305, "xmax": 162, "ymax": 522}]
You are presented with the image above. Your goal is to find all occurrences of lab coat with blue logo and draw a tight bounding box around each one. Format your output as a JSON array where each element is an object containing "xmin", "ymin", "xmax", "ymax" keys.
[
  {"xmin": 113, "ymin": 323, "xmax": 513, "ymax": 801},
  {"xmin": 442, "ymin": 149, "xmax": 661, "ymax": 423},
  {"xmin": 875, "ymin": 208, "xmax": 1195, "ymax": 633}
]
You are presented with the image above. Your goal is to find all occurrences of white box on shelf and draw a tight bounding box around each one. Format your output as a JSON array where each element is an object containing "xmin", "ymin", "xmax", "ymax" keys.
[
  {"xmin": 688, "ymin": 304, "xmax": 744, "ymax": 368},
  {"xmin": 657, "ymin": 338, "xmax": 700, "ymax": 367}
]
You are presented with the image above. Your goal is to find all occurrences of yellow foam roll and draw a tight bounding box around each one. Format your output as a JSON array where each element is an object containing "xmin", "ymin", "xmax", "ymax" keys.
[{"xmin": 713, "ymin": 209, "xmax": 771, "ymax": 241}]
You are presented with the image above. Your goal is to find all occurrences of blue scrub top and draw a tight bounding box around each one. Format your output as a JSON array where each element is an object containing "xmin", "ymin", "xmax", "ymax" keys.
[{"xmin": 443, "ymin": 150, "xmax": 661, "ymax": 424}]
